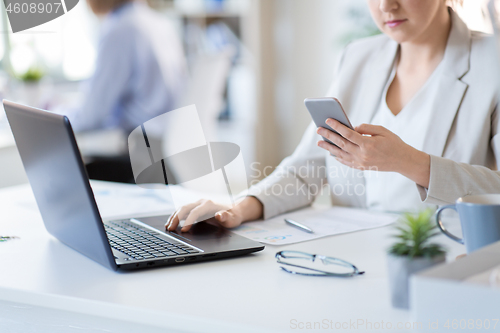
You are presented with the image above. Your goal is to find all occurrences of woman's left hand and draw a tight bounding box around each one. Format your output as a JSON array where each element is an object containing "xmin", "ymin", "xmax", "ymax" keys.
[{"xmin": 317, "ymin": 118, "xmax": 431, "ymax": 188}]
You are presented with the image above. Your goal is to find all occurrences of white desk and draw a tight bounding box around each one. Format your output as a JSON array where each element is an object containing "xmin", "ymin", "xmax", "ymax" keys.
[{"xmin": 0, "ymin": 181, "xmax": 465, "ymax": 332}]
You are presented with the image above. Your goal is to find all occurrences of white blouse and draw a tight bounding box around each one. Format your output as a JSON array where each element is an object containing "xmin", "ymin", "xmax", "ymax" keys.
[{"xmin": 364, "ymin": 59, "xmax": 445, "ymax": 213}]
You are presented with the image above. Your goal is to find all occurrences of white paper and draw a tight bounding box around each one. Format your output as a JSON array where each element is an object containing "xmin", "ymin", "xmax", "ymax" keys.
[
  {"xmin": 232, "ymin": 206, "xmax": 399, "ymax": 245},
  {"xmin": 92, "ymin": 183, "xmax": 175, "ymax": 220},
  {"xmin": 90, "ymin": 181, "xmax": 230, "ymax": 220}
]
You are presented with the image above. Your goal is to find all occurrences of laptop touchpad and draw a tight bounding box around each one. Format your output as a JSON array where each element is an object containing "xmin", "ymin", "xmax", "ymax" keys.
[{"xmin": 134, "ymin": 215, "xmax": 228, "ymax": 241}]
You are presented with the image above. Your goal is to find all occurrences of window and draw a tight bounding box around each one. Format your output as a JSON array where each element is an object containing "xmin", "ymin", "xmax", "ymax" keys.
[{"xmin": 3, "ymin": 1, "xmax": 98, "ymax": 81}]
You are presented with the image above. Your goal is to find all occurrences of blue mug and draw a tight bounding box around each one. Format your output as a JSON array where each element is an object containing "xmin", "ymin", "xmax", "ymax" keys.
[{"xmin": 436, "ymin": 194, "xmax": 500, "ymax": 253}]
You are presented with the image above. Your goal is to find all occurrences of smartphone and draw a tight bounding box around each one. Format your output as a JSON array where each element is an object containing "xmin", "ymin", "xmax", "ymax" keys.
[{"xmin": 304, "ymin": 97, "xmax": 354, "ymax": 147}]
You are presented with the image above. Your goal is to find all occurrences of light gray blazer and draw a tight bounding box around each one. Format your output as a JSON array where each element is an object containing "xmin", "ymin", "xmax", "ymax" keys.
[{"xmin": 247, "ymin": 11, "xmax": 500, "ymax": 219}]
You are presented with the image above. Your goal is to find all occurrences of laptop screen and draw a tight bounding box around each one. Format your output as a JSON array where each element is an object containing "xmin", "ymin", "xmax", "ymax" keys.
[{"xmin": 3, "ymin": 101, "xmax": 117, "ymax": 270}]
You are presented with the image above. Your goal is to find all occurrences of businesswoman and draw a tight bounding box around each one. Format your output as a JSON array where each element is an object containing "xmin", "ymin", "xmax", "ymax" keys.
[{"xmin": 167, "ymin": 0, "xmax": 500, "ymax": 232}]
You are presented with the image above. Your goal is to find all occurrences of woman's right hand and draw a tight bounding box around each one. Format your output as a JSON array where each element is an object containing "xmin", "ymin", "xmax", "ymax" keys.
[{"xmin": 165, "ymin": 196, "xmax": 264, "ymax": 232}]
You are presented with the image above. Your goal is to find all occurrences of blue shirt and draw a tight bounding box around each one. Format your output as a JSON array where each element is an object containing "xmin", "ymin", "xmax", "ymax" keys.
[{"xmin": 70, "ymin": 2, "xmax": 187, "ymax": 134}]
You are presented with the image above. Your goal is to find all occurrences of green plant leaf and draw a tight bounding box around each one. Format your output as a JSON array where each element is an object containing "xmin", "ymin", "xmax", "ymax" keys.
[
  {"xmin": 388, "ymin": 209, "xmax": 447, "ymax": 259},
  {"xmin": 18, "ymin": 66, "xmax": 44, "ymax": 82}
]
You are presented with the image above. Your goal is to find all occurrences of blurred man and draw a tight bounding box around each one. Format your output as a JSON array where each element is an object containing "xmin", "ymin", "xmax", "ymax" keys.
[
  {"xmin": 72, "ymin": 0, "xmax": 187, "ymax": 182},
  {"xmin": 71, "ymin": 0, "xmax": 187, "ymax": 135}
]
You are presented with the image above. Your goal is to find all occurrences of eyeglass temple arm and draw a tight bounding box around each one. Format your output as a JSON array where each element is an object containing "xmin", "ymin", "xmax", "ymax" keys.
[{"xmin": 277, "ymin": 260, "xmax": 362, "ymax": 276}]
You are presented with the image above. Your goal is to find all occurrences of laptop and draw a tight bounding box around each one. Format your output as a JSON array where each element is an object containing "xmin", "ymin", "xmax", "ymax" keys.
[{"xmin": 4, "ymin": 100, "xmax": 264, "ymax": 270}]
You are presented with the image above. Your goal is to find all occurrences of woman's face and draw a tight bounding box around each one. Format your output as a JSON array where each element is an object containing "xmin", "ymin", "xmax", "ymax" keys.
[{"xmin": 367, "ymin": 0, "xmax": 448, "ymax": 44}]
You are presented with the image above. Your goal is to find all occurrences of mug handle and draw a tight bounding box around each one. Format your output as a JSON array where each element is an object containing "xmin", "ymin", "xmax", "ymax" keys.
[{"xmin": 436, "ymin": 204, "xmax": 464, "ymax": 244}]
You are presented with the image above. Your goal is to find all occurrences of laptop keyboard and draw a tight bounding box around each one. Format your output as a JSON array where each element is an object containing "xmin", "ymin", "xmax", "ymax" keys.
[{"xmin": 104, "ymin": 220, "xmax": 200, "ymax": 261}]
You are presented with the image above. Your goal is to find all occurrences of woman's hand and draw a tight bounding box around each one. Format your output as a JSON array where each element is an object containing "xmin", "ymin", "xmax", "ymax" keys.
[
  {"xmin": 316, "ymin": 118, "xmax": 430, "ymax": 188},
  {"xmin": 165, "ymin": 196, "xmax": 263, "ymax": 232}
]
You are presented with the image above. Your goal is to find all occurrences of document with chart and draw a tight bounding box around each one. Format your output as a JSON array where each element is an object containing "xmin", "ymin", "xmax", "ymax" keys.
[{"xmin": 232, "ymin": 206, "xmax": 399, "ymax": 245}]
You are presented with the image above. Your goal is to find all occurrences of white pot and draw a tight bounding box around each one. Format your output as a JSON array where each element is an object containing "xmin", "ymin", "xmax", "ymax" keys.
[
  {"xmin": 387, "ymin": 253, "xmax": 445, "ymax": 309},
  {"xmin": 16, "ymin": 81, "xmax": 42, "ymax": 107}
]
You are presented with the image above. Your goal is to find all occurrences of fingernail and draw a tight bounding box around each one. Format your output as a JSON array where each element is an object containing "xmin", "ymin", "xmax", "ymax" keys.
[{"xmin": 218, "ymin": 212, "xmax": 226, "ymax": 222}]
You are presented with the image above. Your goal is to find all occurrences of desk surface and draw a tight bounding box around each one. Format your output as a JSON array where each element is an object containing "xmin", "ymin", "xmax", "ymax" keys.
[{"xmin": 0, "ymin": 181, "xmax": 465, "ymax": 332}]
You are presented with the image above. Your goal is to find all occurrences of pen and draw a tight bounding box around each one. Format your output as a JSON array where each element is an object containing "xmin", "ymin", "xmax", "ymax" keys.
[
  {"xmin": 0, "ymin": 236, "xmax": 19, "ymax": 242},
  {"xmin": 284, "ymin": 219, "xmax": 314, "ymax": 234}
]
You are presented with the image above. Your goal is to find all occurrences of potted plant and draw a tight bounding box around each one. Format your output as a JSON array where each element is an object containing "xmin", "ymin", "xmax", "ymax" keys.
[
  {"xmin": 16, "ymin": 66, "xmax": 45, "ymax": 107},
  {"xmin": 387, "ymin": 209, "xmax": 446, "ymax": 309},
  {"xmin": 18, "ymin": 66, "xmax": 44, "ymax": 83}
]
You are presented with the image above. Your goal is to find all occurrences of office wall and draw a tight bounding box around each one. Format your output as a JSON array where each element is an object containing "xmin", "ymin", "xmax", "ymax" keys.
[
  {"xmin": 251, "ymin": 0, "xmax": 370, "ymax": 173},
  {"xmin": 274, "ymin": 0, "xmax": 343, "ymax": 157}
]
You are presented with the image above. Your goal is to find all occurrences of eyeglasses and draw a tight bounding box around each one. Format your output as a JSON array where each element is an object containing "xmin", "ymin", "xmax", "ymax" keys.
[{"xmin": 275, "ymin": 251, "xmax": 365, "ymax": 277}]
